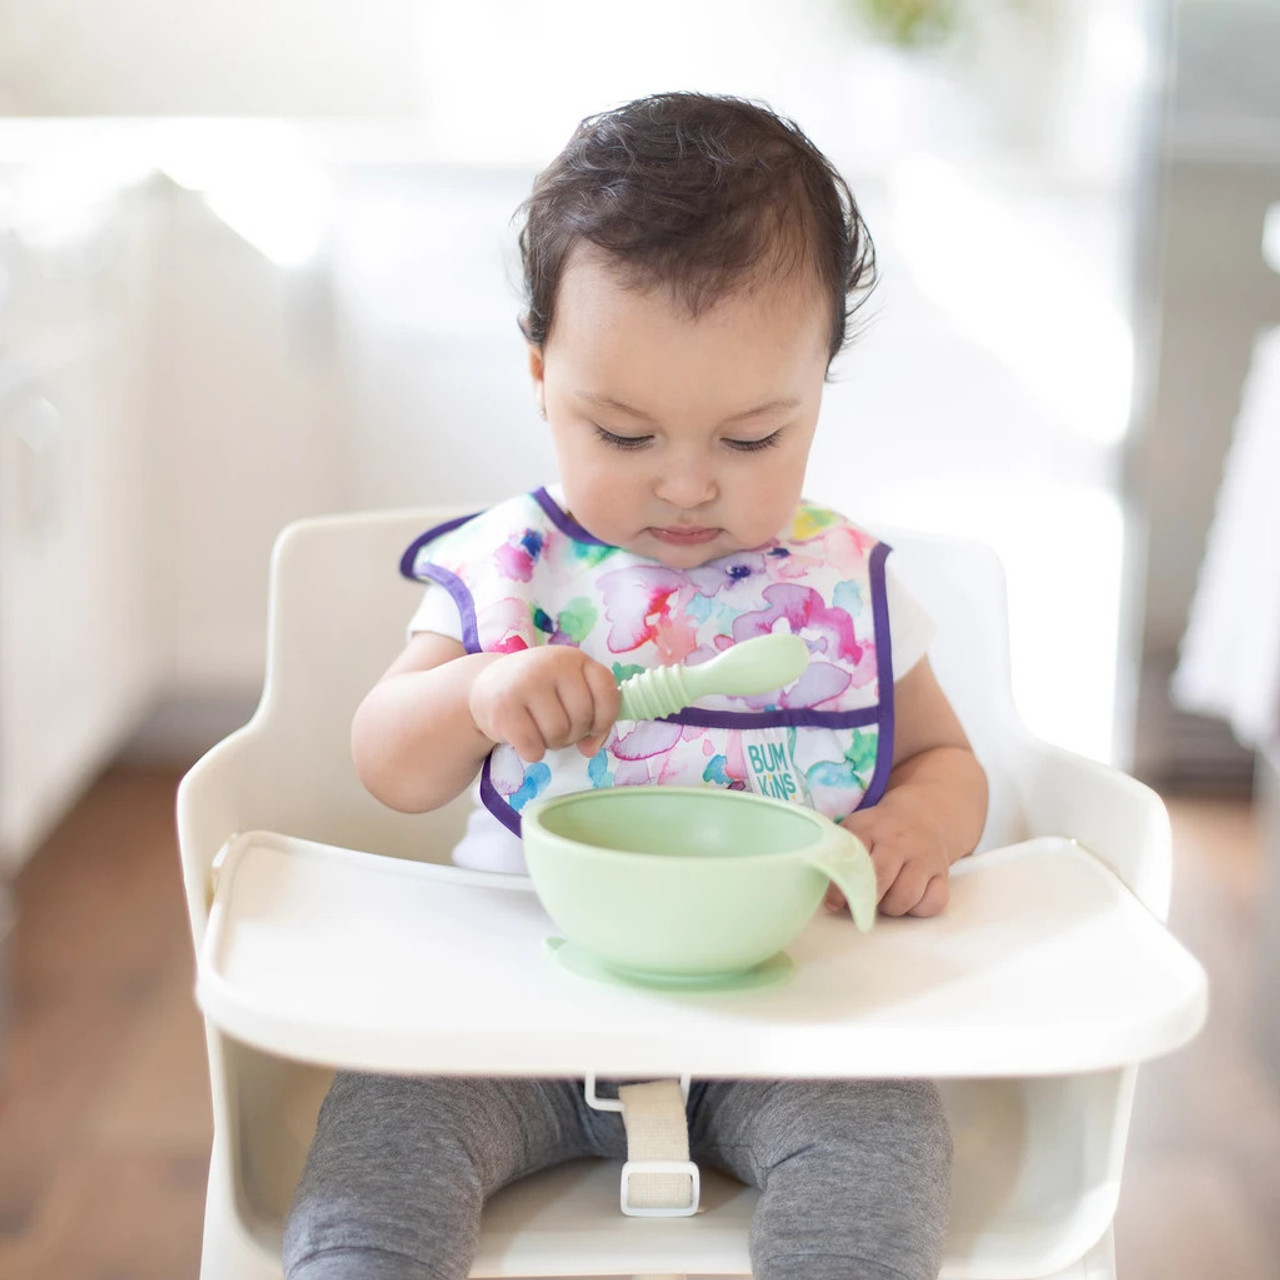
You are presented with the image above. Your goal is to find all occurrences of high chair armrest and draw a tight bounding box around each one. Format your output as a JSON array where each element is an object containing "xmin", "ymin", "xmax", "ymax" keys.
[
  {"xmin": 177, "ymin": 725, "xmax": 272, "ymax": 947},
  {"xmin": 1014, "ymin": 736, "xmax": 1172, "ymax": 920}
]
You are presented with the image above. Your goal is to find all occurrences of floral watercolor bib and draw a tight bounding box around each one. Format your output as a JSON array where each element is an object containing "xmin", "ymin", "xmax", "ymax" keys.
[{"xmin": 401, "ymin": 487, "xmax": 896, "ymax": 836}]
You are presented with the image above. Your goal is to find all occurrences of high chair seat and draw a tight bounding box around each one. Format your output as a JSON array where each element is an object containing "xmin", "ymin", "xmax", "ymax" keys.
[{"xmin": 178, "ymin": 507, "xmax": 1208, "ymax": 1280}]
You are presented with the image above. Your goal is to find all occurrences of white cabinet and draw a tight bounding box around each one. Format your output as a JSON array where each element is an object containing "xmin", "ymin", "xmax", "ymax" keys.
[{"xmin": 0, "ymin": 180, "xmax": 165, "ymax": 870}]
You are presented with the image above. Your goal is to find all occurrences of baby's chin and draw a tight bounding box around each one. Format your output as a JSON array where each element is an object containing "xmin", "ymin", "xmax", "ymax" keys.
[
  {"xmin": 568, "ymin": 508, "xmax": 771, "ymax": 567},
  {"xmin": 626, "ymin": 527, "xmax": 759, "ymax": 569}
]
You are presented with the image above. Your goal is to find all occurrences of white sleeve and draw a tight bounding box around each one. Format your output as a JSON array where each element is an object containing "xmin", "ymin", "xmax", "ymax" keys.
[
  {"xmin": 406, "ymin": 585, "xmax": 464, "ymax": 643},
  {"xmin": 884, "ymin": 560, "xmax": 936, "ymax": 682}
]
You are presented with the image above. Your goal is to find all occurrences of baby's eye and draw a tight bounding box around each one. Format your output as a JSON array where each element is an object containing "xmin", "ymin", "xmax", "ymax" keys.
[
  {"xmin": 725, "ymin": 430, "xmax": 783, "ymax": 453},
  {"xmin": 594, "ymin": 426, "xmax": 653, "ymax": 451}
]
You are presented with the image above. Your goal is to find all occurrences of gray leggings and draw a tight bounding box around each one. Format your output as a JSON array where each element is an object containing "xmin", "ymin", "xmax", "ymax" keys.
[{"xmin": 283, "ymin": 1074, "xmax": 952, "ymax": 1280}]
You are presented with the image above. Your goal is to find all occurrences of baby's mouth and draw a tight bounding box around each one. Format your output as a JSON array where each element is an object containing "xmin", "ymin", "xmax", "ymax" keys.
[{"xmin": 649, "ymin": 526, "xmax": 721, "ymax": 546}]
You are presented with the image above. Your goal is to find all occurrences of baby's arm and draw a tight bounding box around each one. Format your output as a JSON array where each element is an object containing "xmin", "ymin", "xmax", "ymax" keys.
[
  {"xmin": 829, "ymin": 657, "xmax": 987, "ymax": 918},
  {"xmin": 351, "ymin": 634, "xmax": 619, "ymax": 812}
]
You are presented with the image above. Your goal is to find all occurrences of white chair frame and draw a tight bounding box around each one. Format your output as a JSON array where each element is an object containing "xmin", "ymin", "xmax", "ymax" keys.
[{"xmin": 178, "ymin": 508, "xmax": 1206, "ymax": 1280}]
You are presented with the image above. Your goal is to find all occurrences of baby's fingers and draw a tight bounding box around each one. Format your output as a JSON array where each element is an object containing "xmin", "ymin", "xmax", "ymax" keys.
[
  {"xmin": 551, "ymin": 670, "xmax": 598, "ymax": 751},
  {"xmin": 526, "ymin": 689, "xmax": 575, "ymax": 753},
  {"xmin": 504, "ymin": 706, "xmax": 549, "ymax": 763},
  {"xmin": 840, "ymin": 815, "xmax": 895, "ymax": 898},
  {"xmin": 907, "ymin": 874, "xmax": 949, "ymax": 918},
  {"xmin": 576, "ymin": 660, "xmax": 621, "ymax": 757},
  {"xmin": 879, "ymin": 862, "xmax": 932, "ymax": 917}
]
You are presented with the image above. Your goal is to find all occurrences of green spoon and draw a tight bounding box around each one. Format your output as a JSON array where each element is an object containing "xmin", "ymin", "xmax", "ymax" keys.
[{"xmin": 616, "ymin": 633, "xmax": 810, "ymax": 721}]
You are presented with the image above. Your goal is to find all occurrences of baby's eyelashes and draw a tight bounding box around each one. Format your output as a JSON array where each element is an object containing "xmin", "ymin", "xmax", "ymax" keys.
[
  {"xmin": 594, "ymin": 425, "xmax": 653, "ymax": 451},
  {"xmin": 592, "ymin": 425, "xmax": 786, "ymax": 453},
  {"xmin": 724, "ymin": 430, "xmax": 783, "ymax": 453}
]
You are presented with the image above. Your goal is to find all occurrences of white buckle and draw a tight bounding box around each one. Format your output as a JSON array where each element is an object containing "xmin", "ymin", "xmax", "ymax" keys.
[
  {"xmin": 583, "ymin": 1072, "xmax": 691, "ymax": 1111},
  {"xmin": 620, "ymin": 1159, "xmax": 701, "ymax": 1217}
]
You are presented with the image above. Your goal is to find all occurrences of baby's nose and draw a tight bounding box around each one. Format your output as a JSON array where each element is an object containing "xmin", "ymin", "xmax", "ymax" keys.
[{"xmin": 656, "ymin": 463, "xmax": 717, "ymax": 510}]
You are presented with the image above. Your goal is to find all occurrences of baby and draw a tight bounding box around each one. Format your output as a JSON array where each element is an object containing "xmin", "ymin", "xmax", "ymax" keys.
[{"xmin": 285, "ymin": 92, "xmax": 988, "ymax": 1280}]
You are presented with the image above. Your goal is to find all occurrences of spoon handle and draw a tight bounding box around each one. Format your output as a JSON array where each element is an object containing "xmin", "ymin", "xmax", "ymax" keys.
[
  {"xmin": 616, "ymin": 633, "xmax": 809, "ymax": 721},
  {"xmin": 617, "ymin": 663, "xmax": 695, "ymax": 721}
]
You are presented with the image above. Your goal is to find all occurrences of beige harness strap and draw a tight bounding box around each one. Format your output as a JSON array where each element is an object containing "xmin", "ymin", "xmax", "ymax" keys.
[
  {"xmin": 617, "ymin": 1079, "xmax": 699, "ymax": 1213},
  {"xmin": 582, "ymin": 1073, "xmax": 701, "ymax": 1218}
]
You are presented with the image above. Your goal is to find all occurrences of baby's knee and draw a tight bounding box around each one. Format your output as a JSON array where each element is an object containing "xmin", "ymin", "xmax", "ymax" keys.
[
  {"xmin": 762, "ymin": 1079, "xmax": 953, "ymax": 1219},
  {"xmin": 286, "ymin": 1245, "xmax": 445, "ymax": 1280},
  {"xmin": 844, "ymin": 1078, "xmax": 950, "ymax": 1155},
  {"xmin": 773, "ymin": 1079, "xmax": 951, "ymax": 1163},
  {"xmin": 282, "ymin": 1073, "xmax": 493, "ymax": 1280},
  {"xmin": 749, "ymin": 1081, "xmax": 953, "ymax": 1280}
]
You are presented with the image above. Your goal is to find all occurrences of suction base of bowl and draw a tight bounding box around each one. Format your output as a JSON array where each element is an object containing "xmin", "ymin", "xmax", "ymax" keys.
[{"xmin": 545, "ymin": 937, "xmax": 794, "ymax": 993}]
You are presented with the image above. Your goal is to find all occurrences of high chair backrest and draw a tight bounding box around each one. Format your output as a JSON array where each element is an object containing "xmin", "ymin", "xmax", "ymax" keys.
[
  {"xmin": 251, "ymin": 505, "xmax": 470, "ymax": 857},
  {"xmin": 877, "ymin": 524, "xmax": 1027, "ymax": 853},
  {"xmin": 177, "ymin": 509, "xmax": 474, "ymax": 943},
  {"xmin": 177, "ymin": 508, "xmax": 1026, "ymax": 944}
]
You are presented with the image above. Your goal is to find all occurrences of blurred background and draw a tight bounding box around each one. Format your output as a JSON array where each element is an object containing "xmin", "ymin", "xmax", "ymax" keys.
[{"xmin": 0, "ymin": 0, "xmax": 1278, "ymax": 1275}]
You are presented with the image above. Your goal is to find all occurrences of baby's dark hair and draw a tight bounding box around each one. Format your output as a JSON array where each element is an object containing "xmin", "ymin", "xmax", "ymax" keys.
[{"xmin": 515, "ymin": 92, "xmax": 877, "ymax": 367}]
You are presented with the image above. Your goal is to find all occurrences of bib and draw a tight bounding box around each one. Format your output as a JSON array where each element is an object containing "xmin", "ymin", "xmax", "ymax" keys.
[{"xmin": 401, "ymin": 487, "xmax": 895, "ymax": 835}]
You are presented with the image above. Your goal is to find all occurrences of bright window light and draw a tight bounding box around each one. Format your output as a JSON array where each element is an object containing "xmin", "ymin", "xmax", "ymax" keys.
[
  {"xmin": 888, "ymin": 153, "xmax": 1134, "ymax": 447},
  {"xmin": 1264, "ymin": 203, "xmax": 1280, "ymax": 276},
  {"xmin": 868, "ymin": 478, "xmax": 1125, "ymax": 764},
  {"xmin": 158, "ymin": 120, "xmax": 331, "ymax": 269},
  {"xmin": 1086, "ymin": 8, "xmax": 1149, "ymax": 88},
  {"xmin": 10, "ymin": 125, "xmax": 157, "ymax": 253}
]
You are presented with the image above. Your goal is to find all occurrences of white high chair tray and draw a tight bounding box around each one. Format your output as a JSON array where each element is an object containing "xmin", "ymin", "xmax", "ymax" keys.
[{"xmin": 197, "ymin": 830, "xmax": 1206, "ymax": 1079}]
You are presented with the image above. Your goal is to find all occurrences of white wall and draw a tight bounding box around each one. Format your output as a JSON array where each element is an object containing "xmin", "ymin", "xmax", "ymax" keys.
[
  {"xmin": 325, "ymin": 165, "xmax": 551, "ymax": 512},
  {"xmin": 0, "ymin": 1, "xmax": 418, "ymax": 115},
  {"xmin": 2, "ymin": 0, "xmax": 1165, "ymax": 774},
  {"xmin": 149, "ymin": 184, "xmax": 356, "ymax": 692}
]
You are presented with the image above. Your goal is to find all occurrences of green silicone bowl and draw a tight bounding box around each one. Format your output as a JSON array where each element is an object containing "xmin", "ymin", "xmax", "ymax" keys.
[{"xmin": 521, "ymin": 786, "xmax": 876, "ymax": 986}]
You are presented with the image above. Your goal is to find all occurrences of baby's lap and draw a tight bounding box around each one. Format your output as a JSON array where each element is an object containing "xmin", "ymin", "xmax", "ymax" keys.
[
  {"xmin": 319, "ymin": 1072, "xmax": 946, "ymax": 1159},
  {"xmin": 691, "ymin": 1079, "xmax": 946, "ymax": 1156}
]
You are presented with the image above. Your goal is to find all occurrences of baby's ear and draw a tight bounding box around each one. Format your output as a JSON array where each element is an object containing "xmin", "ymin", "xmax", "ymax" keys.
[{"xmin": 527, "ymin": 343, "xmax": 547, "ymax": 415}]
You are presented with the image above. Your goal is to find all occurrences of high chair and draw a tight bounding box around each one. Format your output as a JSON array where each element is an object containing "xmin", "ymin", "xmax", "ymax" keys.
[{"xmin": 177, "ymin": 507, "xmax": 1207, "ymax": 1280}]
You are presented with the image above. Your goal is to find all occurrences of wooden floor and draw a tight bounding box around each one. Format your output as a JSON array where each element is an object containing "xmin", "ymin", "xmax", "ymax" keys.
[{"xmin": 0, "ymin": 767, "xmax": 1276, "ymax": 1279}]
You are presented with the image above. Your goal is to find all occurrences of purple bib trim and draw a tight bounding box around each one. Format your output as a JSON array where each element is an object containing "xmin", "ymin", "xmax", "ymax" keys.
[
  {"xmin": 532, "ymin": 486, "xmax": 610, "ymax": 546},
  {"xmin": 660, "ymin": 705, "xmax": 881, "ymax": 730},
  {"xmin": 859, "ymin": 540, "xmax": 895, "ymax": 809},
  {"xmin": 399, "ymin": 510, "xmax": 482, "ymax": 581},
  {"xmin": 480, "ymin": 756, "xmax": 522, "ymax": 837},
  {"xmin": 410, "ymin": 564, "xmax": 481, "ymax": 655},
  {"xmin": 400, "ymin": 510, "xmax": 489, "ymax": 653}
]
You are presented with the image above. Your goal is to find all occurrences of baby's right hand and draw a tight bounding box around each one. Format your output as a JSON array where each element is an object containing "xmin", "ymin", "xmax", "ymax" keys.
[{"xmin": 468, "ymin": 645, "xmax": 620, "ymax": 762}]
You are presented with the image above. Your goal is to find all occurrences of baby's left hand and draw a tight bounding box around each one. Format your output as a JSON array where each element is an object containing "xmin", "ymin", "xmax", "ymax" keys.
[{"xmin": 827, "ymin": 802, "xmax": 951, "ymax": 918}]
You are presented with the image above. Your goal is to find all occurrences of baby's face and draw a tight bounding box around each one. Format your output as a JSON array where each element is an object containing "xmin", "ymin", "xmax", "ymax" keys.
[{"xmin": 530, "ymin": 248, "xmax": 830, "ymax": 569}]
